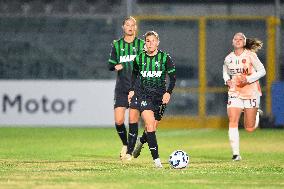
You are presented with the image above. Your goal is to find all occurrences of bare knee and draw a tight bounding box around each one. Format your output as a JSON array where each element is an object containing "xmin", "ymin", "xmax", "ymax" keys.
[
  {"xmin": 115, "ymin": 119, "xmax": 124, "ymax": 125},
  {"xmin": 145, "ymin": 120, "xmax": 156, "ymax": 132},
  {"xmin": 146, "ymin": 125, "xmax": 156, "ymax": 132},
  {"xmin": 245, "ymin": 127, "xmax": 255, "ymax": 132},
  {"xmin": 129, "ymin": 110, "xmax": 139, "ymax": 123},
  {"xmin": 244, "ymin": 122, "xmax": 256, "ymax": 132},
  {"xmin": 129, "ymin": 115, "xmax": 138, "ymax": 123}
]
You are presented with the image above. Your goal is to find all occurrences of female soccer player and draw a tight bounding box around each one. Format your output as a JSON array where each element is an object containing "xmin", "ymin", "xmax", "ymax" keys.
[
  {"xmin": 128, "ymin": 31, "xmax": 176, "ymax": 168},
  {"xmin": 108, "ymin": 16, "xmax": 144, "ymax": 160},
  {"xmin": 223, "ymin": 32, "xmax": 266, "ymax": 161}
]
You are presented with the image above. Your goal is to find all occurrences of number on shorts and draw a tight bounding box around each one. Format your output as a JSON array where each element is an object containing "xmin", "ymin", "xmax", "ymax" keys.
[{"xmin": 249, "ymin": 99, "xmax": 257, "ymax": 107}]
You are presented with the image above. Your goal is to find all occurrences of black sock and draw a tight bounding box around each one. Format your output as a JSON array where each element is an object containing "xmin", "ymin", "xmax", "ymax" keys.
[
  {"xmin": 127, "ymin": 123, "xmax": 138, "ymax": 154},
  {"xmin": 115, "ymin": 123, "xmax": 128, "ymax": 145},
  {"xmin": 147, "ymin": 131, "xmax": 159, "ymax": 160},
  {"xmin": 140, "ymin": 130, "xmax": 147, "ymax": 144}
]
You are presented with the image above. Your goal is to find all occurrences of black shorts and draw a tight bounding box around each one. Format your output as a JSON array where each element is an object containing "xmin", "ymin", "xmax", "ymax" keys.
[
  {"xmin": 129, "ymin": 93, "xmax": 140, "ymax": 110},
  {"xmin": 130, "ymin": 94, "xmax": 167, "ymax": 121},
  {"xmin": 114, "ymin": 90, "xmax": 129, "ymax": 109}
]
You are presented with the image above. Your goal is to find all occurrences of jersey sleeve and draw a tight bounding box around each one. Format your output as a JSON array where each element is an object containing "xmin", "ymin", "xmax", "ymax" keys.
[
  {"xmin": 246, "ymin": 52, "xmax": 266, "ymax": 83},
  {"xmin": 166, "ymin": 55, "xmax": 176, "ymax": 94},
  {"xmin": 108, "ymin": 41, "xmax": 118, "ymax": 71},
  {"xmin": 223, "ymin": 64, "xmax": 230, "ymax": 85},
  {"xmin": 223, "ymin": 55, "xmax": 231, "ymax": 85}
]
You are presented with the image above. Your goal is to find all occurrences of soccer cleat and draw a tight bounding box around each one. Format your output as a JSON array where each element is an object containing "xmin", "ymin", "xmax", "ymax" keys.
[
  {"xmin": 120, "ymin": 145, "xmax": 127, "ymax": 160},
  {"xmin": 154, "ymin": 158, "xmax": 163, "ymax": 168},
  {"xmin": 133, "ymin": 137, "xmax": 144, "ymax": 158},
  {"xmin": 254, "ymin": 109, "xmax": 263, "ymax": 129},
  {"xmin": 123, "ymin": 154, "xmax": 133, "ymax": 161},
  {"xmin": 232, "ymin": 155, "xmax": 242, "ymax": 161}
]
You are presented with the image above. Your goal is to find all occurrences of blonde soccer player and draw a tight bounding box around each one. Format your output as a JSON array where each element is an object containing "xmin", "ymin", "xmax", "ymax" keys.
[
  {"xmin": 108, "ymin": 16, "xmax": 144, "ymax": 160},
  {"xmin": 223, "ymin": 32, "xmax": 266, "ymax": 161},
  {"xmin": 128, "ymin": 31, "xmax": 176, "ymax": 168}
]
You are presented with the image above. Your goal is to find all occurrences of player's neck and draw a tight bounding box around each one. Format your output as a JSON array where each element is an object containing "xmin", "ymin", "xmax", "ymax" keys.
[
  {"xmin": 234, "ymin": 48, "xmax": 244, "ymax": 56},
  {"xmin": 147, "ymin": 49, "xmax": 158, "ymax": 56},
  {"xmin": 124, "ymin": 35, "xmax": 135, "ymax": 43}
]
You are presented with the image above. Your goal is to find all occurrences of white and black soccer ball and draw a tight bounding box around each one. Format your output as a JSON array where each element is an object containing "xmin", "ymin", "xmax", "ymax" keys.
[{"xmin": 169, "ymin": 150, "xmax": 189, "ymax": 169}]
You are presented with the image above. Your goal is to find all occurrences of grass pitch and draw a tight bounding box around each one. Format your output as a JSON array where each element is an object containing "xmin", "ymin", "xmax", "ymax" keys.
[{"xmin": 0, "ymin": 127, "xmax": 283, "ymax": 189}]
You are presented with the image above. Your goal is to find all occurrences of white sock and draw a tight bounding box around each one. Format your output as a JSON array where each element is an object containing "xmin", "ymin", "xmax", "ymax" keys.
[{"xmin": 228, "ymin": 128, "xmax": 240, "ymax": 155}]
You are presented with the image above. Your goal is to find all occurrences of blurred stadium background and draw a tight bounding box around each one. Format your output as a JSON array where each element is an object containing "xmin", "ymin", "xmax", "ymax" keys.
[{"xmin": 0, "ymin": 0, "xmax": 283, "ymax": 128}]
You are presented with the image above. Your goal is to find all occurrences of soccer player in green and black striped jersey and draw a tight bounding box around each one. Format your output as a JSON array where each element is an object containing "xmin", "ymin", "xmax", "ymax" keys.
[
  {"xmin": 108, "ymin": 16, "xmax": 144, "ymax": 160},
  {"xmin": 128, "ymin": 31, "xmax": 176, "ymax": 168}
]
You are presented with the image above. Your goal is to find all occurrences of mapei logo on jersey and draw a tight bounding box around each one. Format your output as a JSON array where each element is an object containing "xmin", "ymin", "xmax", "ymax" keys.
[
  {"xmin": 140, "ymin": 71, "xmax": 162, "ymax": 78},
  {"xmin": 119, "ymin": 55, "xmax": 136, "ymax": 63}
]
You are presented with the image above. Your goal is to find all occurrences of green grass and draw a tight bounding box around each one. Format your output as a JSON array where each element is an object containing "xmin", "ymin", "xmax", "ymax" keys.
[{"xmin": 0, "ymin": 127, "xmax": 283, "ymax": 189}]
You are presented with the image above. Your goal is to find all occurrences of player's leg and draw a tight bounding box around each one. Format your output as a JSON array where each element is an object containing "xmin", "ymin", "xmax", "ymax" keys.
[
  {"xmin": 128, "ymin": 94, "xmax": 143, "ymax": 159},
  {"xmin": 255, "ymin": 108, "xmax": 263, "ymax": 128},
  {"xmin": 142, "ymin": 110, "xmax": 162, "ymax": 168},
  {"xmin": 133, "ymin": 102, "xmax": 165, "ymax": 158},
  {"xmin": 243, "ymin": 96, "xmax": 261, "ymax": 130},
  {"xmin": 133, "ymin": 120, "xmax": 158, "ymax": 159},
  {"xmin": 243, "ymin": 108, "xmax": 258, "ymax": 132},
  {"xmin": 153, "ymin": 103, "xmax": 166, "ymax": 130},
  {"xmin": 227, "ymin": 96, "xmax": 243, "ymax": 161},
  {"xmin": 114, "ymin": 91, "xmax": 129, "ymax": 159},
  {"xmin": 133, "ymin": 129, "xmax": 147, "ymax": 158},
  {"xmin": 114, "ymin": 107, "xmax": 128, "ymax": 159},
  {"xmin": 124, "ymin": 108, "xmax": 140, "ymax": 160}
]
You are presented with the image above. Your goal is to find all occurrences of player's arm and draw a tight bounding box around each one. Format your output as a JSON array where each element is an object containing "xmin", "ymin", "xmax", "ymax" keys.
[
  {"xmin": 108, "ymin": 42, "xmax": 117, "ymax": 71},
  {"xmin": 223, "ymin": 56, "xmax": 232, "ymax": 86},
  {"xmin": 245, "ymin": 53, "xmax": 266, "ymax": 83},
  {"xmin": 108, "ymin": 41, "xmax": 123, "ymax": 71},
  {"xmin": 164, "ymin": 55, "xmax": 176, "ymax": 104},
  {"xmin": 130, "ymin": 57, "xmax": 139, "ymax": 91},
  {"xmin": 223, "ymin": 65, "xmax": 231, "ymax": 85},
  {"xmin": 128, "ymin": 57, "xmax": 139, "ymax": 101}
]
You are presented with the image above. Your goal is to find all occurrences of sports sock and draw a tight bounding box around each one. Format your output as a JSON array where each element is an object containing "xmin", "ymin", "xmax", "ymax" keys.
[
  {"xmin": 127, "ymin": 123, "xmax": 138, "ymax": 154},
  {"xmin": 228, "ymin": 127, "xmax": 240, "ymax": 155},
  {"xmin": 115, "ymin": 123, "xmax": 128, "ymax": 146},
  {"xmin": 147, "ymin": 131, "xmax": 159, "ymax": 160},
  {"xmin": 140, "ymin": 130, "xmax": 147, "ymax": 144}
]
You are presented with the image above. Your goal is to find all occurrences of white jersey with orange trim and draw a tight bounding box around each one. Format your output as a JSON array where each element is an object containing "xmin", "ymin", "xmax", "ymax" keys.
[{"xmin": 223, "ymin": 49, "xmax": 266, "ymax": 99}]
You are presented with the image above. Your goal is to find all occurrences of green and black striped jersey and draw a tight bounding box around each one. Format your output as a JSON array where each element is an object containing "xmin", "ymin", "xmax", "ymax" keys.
[
  {"xmin": 108, "ymin": 37, "xmax": 144, "ymax": 92},
  {"xmin": 132, "ymin": 50, "xmax": 176, "ymax": 96}
]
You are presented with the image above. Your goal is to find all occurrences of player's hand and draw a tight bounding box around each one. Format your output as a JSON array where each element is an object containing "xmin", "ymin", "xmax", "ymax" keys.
[
  {"xmin": 226, "ymin": 80, "xmax": 233, "ymax": 88},
  {"xmin": 162, "ymin": 92, "xmax": 171, "ymax": 104},
  {"xmin": 236, "ymin": 75, "xmax": 248, "ymax": 88},
  {"xmin": 128, "ymin": 91, "xmax": 134, "ymax": 104},
  {"xmin": 115, "ymin": 64, "xmax": 123, "ymax": 71}
]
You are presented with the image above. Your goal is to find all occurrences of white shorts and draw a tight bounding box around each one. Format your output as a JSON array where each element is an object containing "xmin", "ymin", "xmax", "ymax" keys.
[{"xmin": 227, "ymin": 95, "xmax": 260, "ymax": 109}]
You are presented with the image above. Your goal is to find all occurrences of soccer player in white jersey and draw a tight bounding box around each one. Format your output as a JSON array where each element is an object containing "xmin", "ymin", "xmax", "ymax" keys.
[{"xmin": 223, "ymin": 32, "xmax": 266, "ymax": 161}]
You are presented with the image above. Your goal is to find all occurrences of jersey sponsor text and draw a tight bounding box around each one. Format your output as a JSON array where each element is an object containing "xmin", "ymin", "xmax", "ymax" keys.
[
  {"xmin": 140, "ymin": 71, "xmax": 162, "ymax": 78},
  {"xmin": 119, "ymin": 55, "xmax": 137, "ymax": 63}
]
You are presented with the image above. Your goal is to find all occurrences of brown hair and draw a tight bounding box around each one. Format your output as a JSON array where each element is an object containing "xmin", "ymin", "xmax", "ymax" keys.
[
  {"xmin": 144, "ymin": 31, "xmax": 159, "ymax": 40},
  {"xmin": 244, "ymin": 38, "xmax": 263, "ymax": 52}
]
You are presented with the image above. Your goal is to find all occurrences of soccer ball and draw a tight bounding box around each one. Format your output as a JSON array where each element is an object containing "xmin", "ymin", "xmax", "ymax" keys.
[{"xmin": 169, "ymin": 150, "xmax": 189, "ymax": 169}]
